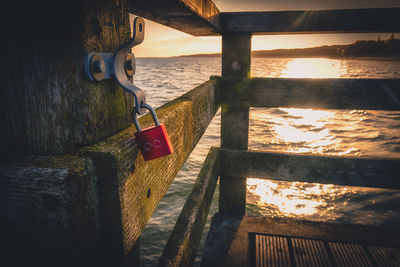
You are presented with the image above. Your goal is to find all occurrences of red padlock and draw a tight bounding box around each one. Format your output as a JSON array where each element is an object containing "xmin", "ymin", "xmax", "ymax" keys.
[{"xmin": 133, "ymin": 103, "xmax": 173, "ymax": 161}]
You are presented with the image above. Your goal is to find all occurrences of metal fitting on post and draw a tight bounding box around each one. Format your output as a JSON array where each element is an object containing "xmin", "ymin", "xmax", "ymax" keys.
[
  {"xmin": 84, "ymin": 17, "xmax": 146, "ymax": 114},
  {"xmin": 125, "ymin": 53, "xmax": 135, "ymax": 77},
  {"xmin": 89, "ymin": 54, "xmax": 105, "ymax": 81}
]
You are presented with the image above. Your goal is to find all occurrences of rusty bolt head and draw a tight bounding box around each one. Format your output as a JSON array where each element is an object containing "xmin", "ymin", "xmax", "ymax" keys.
[
  {"xmin": 126, "ymin": 60, "xmax": 134, "ymax": 71},
  {"xmin": 93, "ymin": 60, "xmax": 106, "ymax": 73},
  {"xmin": 125, "ymin": 54, "xmax": 136, "ymax": 77},
  {"xmin": 89, "ymin": 54, "xmax": 105, "ymax": 82}
]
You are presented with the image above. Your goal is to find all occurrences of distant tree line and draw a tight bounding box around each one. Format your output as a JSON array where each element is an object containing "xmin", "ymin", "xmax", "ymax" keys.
[
  {"xmin": 177, "ymin": 34, "xmax": 400, "ymax": 58},
  {"xmin": 252, "ymin": 34, "xmax": 400, "ymax": 58}
]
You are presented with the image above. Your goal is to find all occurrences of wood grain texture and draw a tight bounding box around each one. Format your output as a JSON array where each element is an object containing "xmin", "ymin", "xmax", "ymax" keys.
[
  {"xmin": 220, "ymin": 33, "xmax": 251, "ymax": 215},
  {"xmin": 220, "ymin": 8, "xmax": 400, "ymax": 34},
  {"xmin": 82, "ymin": 79, "xmax": 219, "ymax": 262},
  {"xmin": 129, "ymin": 0, "xmax": 220, "ymax": 36},
  {"xmin": 158, "ymin": 147, "xmax": 220, "ymax": 267},
  {"xmin": 0, "ymin": 156, "xmax": 100, "ymax": 266},
  {"xmin": 222, "ymin": 33, "xmax": 251, "ymax": 77},
  {"xmin": 221, "ymin": 148, "xmax": 400, "ymax": 190},
  {"xmin": 219, "ymin": 77, "xmax": 400, "ymax": 110},
  {"xmin": 1, "ymin": 0, "xmax": 135, "ymax": 157},
  {"xmin": 202, "ymin": 214, "xmax": 400, "ymax": 267}
]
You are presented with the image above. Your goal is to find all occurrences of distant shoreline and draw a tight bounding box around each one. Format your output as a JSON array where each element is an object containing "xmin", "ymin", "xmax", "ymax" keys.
[
  {"xmin": 138, "ymin": 55, "xmax": 400, "ymax": 61},
  {"xmin": 165, "ymin": 36, "xmax": 400, "ymax": 60}
]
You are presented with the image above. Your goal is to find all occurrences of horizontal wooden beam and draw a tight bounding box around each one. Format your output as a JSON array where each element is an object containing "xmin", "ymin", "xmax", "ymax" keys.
[
  {"xmin": 0, "ymin": 156, "xmax": 100, "ymax": 265},
  {"xmin": 129, "ymin": 4, "xmax": 399, "ymax": 36},
  {"xmin": 129, "ymin": 0, "xmax": 220, "ymax": 36},
  {"xmin": 82, "ymin": 79, "xmax": 219, "ymax": 260},
  {"xmin": 159, "ymin": 147, "xmax": 220, "ymax": 267},
  {"xmin": 219, "ymin": 77, "xmax": 400, "ymax": 110},
  {"xmin": 221, "ymin": 149, "xmax": 400, "ymax": 190},
  {"xmin": 220, "ymin": 8, "xmax": 400, "ymax": 34}
]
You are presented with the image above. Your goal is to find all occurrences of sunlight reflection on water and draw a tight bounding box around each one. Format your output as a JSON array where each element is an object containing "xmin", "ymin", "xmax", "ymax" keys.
[
  {"xmin": 281, "ymin": 58, "xmax": 346, "ymax": 78},
  {"xmin": 137, "ymin": 57, "xmax": 400, "ymax": 266},
  {"xmin": 247, "ymin": 58, "xmax": 400, "ymax": 224}
]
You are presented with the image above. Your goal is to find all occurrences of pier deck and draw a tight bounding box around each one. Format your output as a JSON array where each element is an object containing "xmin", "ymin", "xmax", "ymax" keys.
[{"xmin": 201, "ymin": 214, "xmax": 400, "ymax": 267}]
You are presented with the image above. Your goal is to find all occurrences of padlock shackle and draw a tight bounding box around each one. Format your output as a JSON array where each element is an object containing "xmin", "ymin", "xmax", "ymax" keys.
[{"xmin": 133, "ymin": 103, "xmax": 160, "ymax": 132}]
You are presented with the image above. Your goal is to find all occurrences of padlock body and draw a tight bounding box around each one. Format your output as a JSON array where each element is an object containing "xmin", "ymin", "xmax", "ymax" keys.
[{"xmin": 134, "ymin": 123, "xmax": 173, "ymax": 161}]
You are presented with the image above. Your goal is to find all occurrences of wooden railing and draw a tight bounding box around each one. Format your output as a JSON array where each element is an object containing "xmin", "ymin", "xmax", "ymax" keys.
[
  {"xmin": 127, "ymin": 1, "xmax": 400, "ymax": 266},
  {"xmin": 82, "ymin": 79, "xmax": 219, "ymax": 259},
  {"xmin": 2, "ymin": 1, "xmax": 399, "ymax": 266},
  {"xmin": 85, "ymin": 2, "xmax": 400, "ymax": 266},
  {"xmin": 157, "ymin": 77, "xmax": 400, "ymax": 266},
  {"xmin": 158, "ymin": 76, "xmax": 400, "ymax": 265}
]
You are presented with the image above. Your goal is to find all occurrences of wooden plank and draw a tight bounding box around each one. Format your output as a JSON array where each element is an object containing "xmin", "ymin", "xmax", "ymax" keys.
[
  {"xmin": 253, "ymin": 234, "xmax": 291, "ymax": 267},
  {"xmin": 222, "ymin": 33, "xmax": 252, "ymax": 77},
  {"xmin": 129, "ymin": 0, "xmax": 220, "ymax": 36},
  {"xmin": 0, "ymin": 156, "xmax": 100, "ymax": 266},
  {"xmin": 251, "ymin": 233, "xmax": 400, "ymax": 267},
  {"xmin": 202, "ymin": 214, "xmax": 400, "ymax": 267},
  {"xmin": 158, "ymin": 147, "xmax": 220, "ymax": 267},
  {"xmin": 82, "ymin": 79, "xmax": 219, "ymax": 261},
  {"xmin": 368, "ymin": 246, "xmax": 400, "ymax": 266},
  {"xmin": 328, "ymin": 242, "xmax": 373, "ymax": 266},
  {"xmin": 219, "ymin": 77, "xmax": 400, "ymax": 110},
  {"xmin": 1, "ymin": 0, "xmax": 137, "ymax": 157},
  {"xmin": 220, "ymin": 8, "xmax": 400, "ymax": 34},
  {"xmin": 291, "ymin": 238, "xmax": 332, "ymax": 267},
  {"xmin": 220, "ymin": 33, "xmax": 251, "ymax": 215},
  {"xmin": 220, "ymin": 149, "xmax": 400, "ymax": 190}
]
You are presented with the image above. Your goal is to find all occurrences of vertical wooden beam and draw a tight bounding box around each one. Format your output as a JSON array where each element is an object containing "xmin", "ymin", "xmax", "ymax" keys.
[
  {"xmin": 219, "ymin": 33, "xmax": 251, "ymax": 215},
  {"xmin": 1, "ymin": 0, "xmax": 135, "ymax": 157},
  {"xmin": 222, "ymin": 33, "xmax": 251, "ymax": 77}
]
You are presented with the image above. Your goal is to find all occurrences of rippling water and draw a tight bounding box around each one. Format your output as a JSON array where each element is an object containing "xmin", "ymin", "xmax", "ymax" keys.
[{"xmin": 135, "ymin": 57, "xmax": 400, "ymax": 266}]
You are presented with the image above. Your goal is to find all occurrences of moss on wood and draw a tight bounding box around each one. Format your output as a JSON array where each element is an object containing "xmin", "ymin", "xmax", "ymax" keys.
[
  {"xmin": 159, "ymin": 147, "xmax": 220, "ymax": 267},
  {"xmin": 220, "ymin": 148, "xmax": 400, "ymax": 189},
  {"xmin": 81, "ymin": 79, "xmax": 220, "ymax": 261},
  {"xmin": 219, "ymin": 77, "xmax": 400, "ymax": 110},
  {"xmin": 0, "ymin": 0, "xmax": 135, "ymax": 157}
]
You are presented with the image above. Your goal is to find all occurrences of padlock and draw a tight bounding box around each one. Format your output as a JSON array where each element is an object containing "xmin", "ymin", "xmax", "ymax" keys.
[{"xmin": 133, "ymin": 103, "xmax": 173, "ymax": 161}]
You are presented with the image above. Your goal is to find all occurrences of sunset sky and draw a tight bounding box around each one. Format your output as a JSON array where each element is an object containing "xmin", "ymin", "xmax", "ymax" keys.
[{"xmin": 133, "ymin": 0, "xmax": 399, "ymax": 57}]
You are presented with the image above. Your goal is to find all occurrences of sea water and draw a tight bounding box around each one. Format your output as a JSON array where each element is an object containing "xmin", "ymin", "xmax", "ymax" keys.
[{"xmin": 134, "ymin": 57, "xmax": 400, "ymax": 266}]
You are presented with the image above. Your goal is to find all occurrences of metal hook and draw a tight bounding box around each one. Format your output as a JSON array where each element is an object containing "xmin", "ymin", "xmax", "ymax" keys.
[{"xmin": 114, "ymin": 17, "xmax": 146, "ymax": 115}]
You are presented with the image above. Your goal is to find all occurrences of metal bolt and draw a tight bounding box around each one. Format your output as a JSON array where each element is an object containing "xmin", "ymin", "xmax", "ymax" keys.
[
  {"xmin": 93, "ymin": 60, "xmax": 106, "ymax": 73},
  {"xmin": 89, "ymin": 54, "xmax": 106, "ymax": 82},
  {"xmin": 124, "ymin": 54, "xmax": 135, "ymax": 77},
  {"xmin": 126, "ymin": 59, "xmax": 134, "ymax": 71}
]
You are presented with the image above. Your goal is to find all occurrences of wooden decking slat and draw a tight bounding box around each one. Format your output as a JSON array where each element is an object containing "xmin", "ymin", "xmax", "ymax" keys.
[
  {"xmin": 254, "ymin": 234, "xmax": 291, "ymax": 267},
  {"xmin": 368, "ymin": 246, "xmax": 400, "ymax": 266},
  {"xmin": 252, "ymin": 233, "xmax": 400, "ymax": 267},
  {"xmin": 202, "ymin": 215, "xmax": 400, "ymax": 267},
  {"xmin": 328, "ymin": 242, "xmax": 373, "ymax": 267}
]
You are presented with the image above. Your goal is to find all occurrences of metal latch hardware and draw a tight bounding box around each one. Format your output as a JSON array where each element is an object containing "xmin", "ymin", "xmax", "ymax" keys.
[{"xmin": 84, "ymin": 17, "xmax": 146, "ymax": 114}]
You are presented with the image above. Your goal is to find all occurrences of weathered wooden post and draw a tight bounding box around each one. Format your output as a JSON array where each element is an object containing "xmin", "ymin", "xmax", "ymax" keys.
[
  {"xmin": 220, "ymin": 33, "xmax": 252, "ymax": 214},
  {"xmin": 0, "ymin": 1, "xmax": 139, "ymax": 265},
  {"xmin": 1, "ymin": 1, "xmax": 135, "ymax": 156}
]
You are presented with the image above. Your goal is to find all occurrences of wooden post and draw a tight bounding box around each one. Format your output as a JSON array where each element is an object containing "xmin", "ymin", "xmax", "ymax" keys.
[
  {"xmin": 0, "ymin": 1, "xmax": 141, "ymax": 266},
  {"xmin": 219, "ymin": 33, "xmax": 251, "ymax": 214},
  {"xmin": 1, "ymin": 0, "xmax": 135, "ymax": 157}
]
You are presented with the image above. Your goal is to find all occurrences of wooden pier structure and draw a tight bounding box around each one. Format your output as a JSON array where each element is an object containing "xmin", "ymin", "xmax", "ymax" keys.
[{"xmin": 1, "ymin": 0, "xmax": 400, "ymax": 266}]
